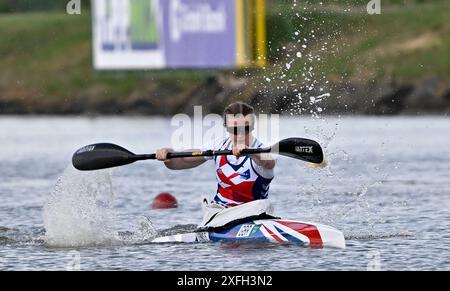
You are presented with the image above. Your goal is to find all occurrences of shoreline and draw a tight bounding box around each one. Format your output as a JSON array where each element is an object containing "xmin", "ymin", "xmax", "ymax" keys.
[{"xmin": 1, "ymin": 76, "xmax": 449, "ymax": 116}]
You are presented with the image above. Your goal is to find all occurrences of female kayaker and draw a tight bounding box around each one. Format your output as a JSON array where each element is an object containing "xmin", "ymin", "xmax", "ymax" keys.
[{"xmin": 155, "ymin": 102, "xmax": 277, "ymax": 229}]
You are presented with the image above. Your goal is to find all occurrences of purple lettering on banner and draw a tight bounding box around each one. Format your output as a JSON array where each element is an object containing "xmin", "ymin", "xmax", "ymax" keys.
[{"xmin": 160, "ymin": 0, "xmax": 236, "ymax": 68}]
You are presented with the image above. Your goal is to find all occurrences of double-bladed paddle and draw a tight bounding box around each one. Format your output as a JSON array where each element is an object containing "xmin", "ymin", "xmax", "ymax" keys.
[{"xmin": 72, "ymin": 137, "xmax": 324, "ymax": 171}]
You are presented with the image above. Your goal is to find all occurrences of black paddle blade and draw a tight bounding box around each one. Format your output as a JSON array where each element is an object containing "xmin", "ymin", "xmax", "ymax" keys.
[
  {"xmin": 272, "ymin": 138, "xmax": 324, "ymax": 164},
  {"xmin": 72, "ymin": 143, "xmax": 136, "ymax": 171}
]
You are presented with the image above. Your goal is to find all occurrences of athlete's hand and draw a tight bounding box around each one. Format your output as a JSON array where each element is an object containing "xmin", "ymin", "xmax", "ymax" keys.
[
  {"xmin": 156, "ymin": 148, "xmax": 174, "ymax": 161},
  {"xmin": 232, "ymin": 144, "xmax": 247, "ymax": 157}
]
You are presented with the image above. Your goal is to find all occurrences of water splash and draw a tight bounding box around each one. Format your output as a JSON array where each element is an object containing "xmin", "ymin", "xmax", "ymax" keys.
[
  {"xmin": 43, "ymin": 166, "xmax": 159, "ymax": 247},
  {"xmin": 118, "ymin": 216, "xmax": 158, "ymax": 243},
  {"xmin": 43, "ymin": 167, "xmax": 120, "ymax": 247}
]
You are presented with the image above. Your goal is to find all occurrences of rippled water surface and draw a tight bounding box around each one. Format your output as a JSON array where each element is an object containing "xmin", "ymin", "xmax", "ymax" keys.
[{"xmin": 0, "ymin": 116, "xmax": 449, "ymax": 270}]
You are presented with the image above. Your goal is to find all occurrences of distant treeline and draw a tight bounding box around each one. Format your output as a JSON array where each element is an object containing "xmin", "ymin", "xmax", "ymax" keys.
[
  {"xmin": 0, "ymin": 0, "xmax": 444, "ymax": 13},
  {"xmin": 0, "ymin": 0, "xmax": 90, "ymax": 13}
]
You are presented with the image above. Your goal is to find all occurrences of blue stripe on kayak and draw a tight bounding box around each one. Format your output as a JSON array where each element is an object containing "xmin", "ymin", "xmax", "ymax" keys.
[
  {"xmin": 273, "ymin": 225, "xmax": 306, "ymax": 245},
  {"xmin": 209, "ymin": 222, "xmax": 270, "ymax": 242},
  {"xmin": 205, "ymin": 223, "xmax": 307, "ymax": 245}
]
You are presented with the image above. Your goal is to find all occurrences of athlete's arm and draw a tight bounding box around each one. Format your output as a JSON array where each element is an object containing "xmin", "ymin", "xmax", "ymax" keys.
[
  {"xmin": 232, "ymin": 144, "xmax": 276, "ymax": 170},
  {"xmin": 251, "ymin": 153, "xmax": 276, "ymax": 170},
  {"xmin": 156, "ymin": 148, "xmax": 207, "ymax": 170}
]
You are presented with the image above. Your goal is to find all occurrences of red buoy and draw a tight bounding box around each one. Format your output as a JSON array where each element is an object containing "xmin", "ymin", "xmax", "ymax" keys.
[{"xmin": 152, "ymin": 192, "xmax": 178, "ymax": 209}]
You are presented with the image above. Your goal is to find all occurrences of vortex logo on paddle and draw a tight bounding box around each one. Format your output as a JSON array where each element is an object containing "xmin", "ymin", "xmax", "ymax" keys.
[{"xmin": 295, "ymin": 146, "xmax": 313, "ymax": 154}]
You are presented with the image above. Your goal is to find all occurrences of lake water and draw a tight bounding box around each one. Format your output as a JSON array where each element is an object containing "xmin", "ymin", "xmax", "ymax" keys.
[{"xmin": 0, "ymin": 116, "xmax": 449, "ymax": 270}]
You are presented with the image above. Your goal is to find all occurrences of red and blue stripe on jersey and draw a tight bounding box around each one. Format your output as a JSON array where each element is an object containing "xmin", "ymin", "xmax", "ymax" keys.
[{"xmin": 212, "ymin": 138, "xmax": 273, "ymax": 207}]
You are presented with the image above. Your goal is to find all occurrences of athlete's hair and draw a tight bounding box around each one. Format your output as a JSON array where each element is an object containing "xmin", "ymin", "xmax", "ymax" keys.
[{"xmin": 223, "ymin": 102, "xmax": 255, "ymax": 126}]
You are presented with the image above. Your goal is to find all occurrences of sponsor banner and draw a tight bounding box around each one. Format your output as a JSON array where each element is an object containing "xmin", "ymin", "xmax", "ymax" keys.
[{"xmin": 92, "ymin": 0, "xmax": 239, "ymax": 69}]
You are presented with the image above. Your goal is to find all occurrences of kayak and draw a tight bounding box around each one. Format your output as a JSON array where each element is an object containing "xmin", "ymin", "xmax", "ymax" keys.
[{"xmin": 151, "ymin": 219, "xmax": 346, "ymax": 249}]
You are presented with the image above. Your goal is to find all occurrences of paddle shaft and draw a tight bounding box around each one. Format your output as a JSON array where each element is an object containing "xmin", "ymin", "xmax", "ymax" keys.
[{"xmin": 133, "ymin": 148, "xmax": 271, "ymax": 161}]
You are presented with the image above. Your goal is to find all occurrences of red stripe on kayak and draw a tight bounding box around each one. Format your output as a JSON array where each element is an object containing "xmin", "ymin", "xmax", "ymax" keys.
[
  {"xmin": 275, "ymin": 220, "xmax": 323, "ymax": 247},
  {"xmin": 262, "ymin": 225, "xmax": 283, "ymax": 242}
]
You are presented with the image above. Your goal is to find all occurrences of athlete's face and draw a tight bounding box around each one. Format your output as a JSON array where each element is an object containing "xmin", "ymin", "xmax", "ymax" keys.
[{"xmin": 225, "ymin": 114, "xmax": 254, "ymax": 146}]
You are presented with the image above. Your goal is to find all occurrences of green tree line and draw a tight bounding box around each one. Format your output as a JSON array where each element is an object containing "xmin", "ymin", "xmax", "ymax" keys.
[{"xmin": 0, "ymin": 0, "xmax": 90, "ymax": 13}]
